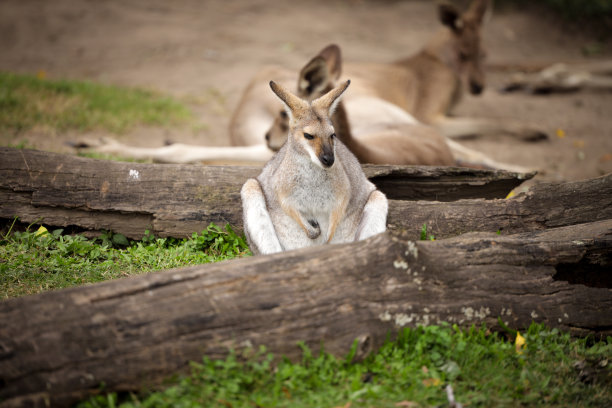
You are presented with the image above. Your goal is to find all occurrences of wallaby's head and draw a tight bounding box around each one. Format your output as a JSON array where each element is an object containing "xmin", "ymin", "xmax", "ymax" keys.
[
  {"xmin": 266, "ymin": 44, "xmax": 342, "ymax": 151},
  {"xmin": 269, "ymin": 79, "xmax": 350, "ymax": 169},
  {"xmin": 438, "ymin": 0, "xmax": 490, "ymax": 95}
]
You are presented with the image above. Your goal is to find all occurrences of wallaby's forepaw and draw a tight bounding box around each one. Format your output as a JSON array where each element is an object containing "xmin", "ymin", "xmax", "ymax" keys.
[{"xmin": 306, "ymin": 219, "xmax": 321, "ymax": 239}]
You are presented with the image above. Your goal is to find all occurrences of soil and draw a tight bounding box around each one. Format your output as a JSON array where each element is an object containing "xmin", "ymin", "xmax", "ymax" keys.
[{"xmin": 1, "ymin": 0, "xmax": 611, "ymax": 187}]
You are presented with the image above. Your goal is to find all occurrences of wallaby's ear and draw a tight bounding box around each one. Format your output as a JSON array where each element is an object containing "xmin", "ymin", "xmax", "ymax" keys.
[
  {"xmin": 312, "ymin": 79, "xmax": 350, "ymax": 116},
  {"xmin": 298, "ymin": 44, "xmax": 342, "ymax": 97},
  {"xmin": 465, "ymin": 0, "xmax": 490, "ymax": 24},
  {"xmin": 317, "ymin": 44, "xmax": 342, "ymax": 81},
  {"xmin": 269, "ymin": 81, "xmax": 309, "ymax": 120},
  {"xmin": 439, "ymin": 3, "xmax": 463, "ymax": 32},
  {"xmin": 298, "ymin": 57, "xmax": 330, "ymax": 98}
]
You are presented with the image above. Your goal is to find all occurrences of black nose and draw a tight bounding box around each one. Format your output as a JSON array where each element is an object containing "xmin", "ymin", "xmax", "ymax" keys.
[
  {"xmin": 470, "ymin": 82, "xmax": 484, "ymax": 95},
  {"xmin": 265, "ymin": 132, "xmax": 270, "ymax": 141},
  {"xmin": 320, "ymin": 154, "xmax": 334, "ymax": 167}
]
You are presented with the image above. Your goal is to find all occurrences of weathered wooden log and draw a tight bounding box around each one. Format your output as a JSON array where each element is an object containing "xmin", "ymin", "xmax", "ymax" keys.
[
  {"xmin": 388, "ymin": 172, "xmax": 612, "ymax": 239},
  {"xmin": 1, "ymin": 220, "xmax": 611, "ymax": 407},
  {"xmin": 2, "ymin": 148, "xmax": 610, "ymax": 242},
  {"xmin": 0, "ymin": 147, "xmax": 533, "ymax": 239}
]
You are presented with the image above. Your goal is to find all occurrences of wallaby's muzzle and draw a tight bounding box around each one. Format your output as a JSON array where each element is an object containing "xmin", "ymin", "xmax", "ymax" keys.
[
  {"xmin": 319, "ymin": 143, "xmax": 335, "ymax": 168},
  {"xmin": 320, "ymin": 152, "xmax": 334, "ymax": 167}
]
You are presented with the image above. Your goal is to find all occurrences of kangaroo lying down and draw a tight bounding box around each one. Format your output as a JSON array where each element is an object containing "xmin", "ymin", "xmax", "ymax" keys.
[
  {"xmin": 77, "ymin": 0, "xmax": 542, "ymax": 171},
  {"xmin": 241, "ymin": 81, "xmax": 388, "ymax": 255},
  {"xmin": 263, "ymin": 44, "xmax": 529, "ymax": 173}
]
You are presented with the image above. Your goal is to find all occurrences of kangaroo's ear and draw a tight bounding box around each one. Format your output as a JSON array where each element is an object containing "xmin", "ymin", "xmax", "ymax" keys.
[
  {"xmin": 439, "ymin": 3, "xmax": 463, "ymax": 32},
  {"xmin": 298, "ymin": 57, "xmax": 330, "ymax": 98},
  {"xmin": 269, "ymin": 81, "xmax": 309, "ymax": 120},
  {"xmin": 298, "ymin": 44, "xmax": 342, "ymax": 99},
  {"xmin": 465, "ymin": 0, "xmax": 490, "ymax": 25},
  {"xmin": 312, "ymin": 79, "xmax": 350, "ymax": 116},
  {"xmin": 317, "ymin": 44, "xmax": 342, "ymax": 81}
]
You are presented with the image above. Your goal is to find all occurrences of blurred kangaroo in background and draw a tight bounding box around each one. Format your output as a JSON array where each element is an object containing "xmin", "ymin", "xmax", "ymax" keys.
[
  {"xmin": 81, "ymin": 0, "xmax": 538, "ymax": 170},
  {"xmin": 241, "ymin": 80, "xmax": 388, "ymax": 254},
  {"xmin": 263, "ymin": 44, "xmax": 455, "ymax": 166},
  {"xmin": 262, "ymin": 43, "xmax": 527, "ymax": 171}
]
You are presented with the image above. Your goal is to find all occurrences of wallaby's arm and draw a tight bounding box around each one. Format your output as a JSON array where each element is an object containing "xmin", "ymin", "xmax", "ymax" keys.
[
  {"xmin": 241, "ymin": 179, "xmax": 283, "ymax": 254},
  {"xmin": 354, "ymin": 190, "xmax": 388, "ymax": 241}
]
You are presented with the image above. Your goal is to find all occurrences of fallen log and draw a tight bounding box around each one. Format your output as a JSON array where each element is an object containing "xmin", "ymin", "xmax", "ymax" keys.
[
  {"xmin": 0, "ymin": 147, "xmax": 533, "ymax": 239},
  {"xmin": 1, "ymin": 220, "xmax": 611, "ymax": 407},
  {"xmin": 388, "ymin": 172, "xmax": 612, "ymax": 239},
  {"xmin": 2, "ymin": 148, "xmax": 610, "ymax": 242}
]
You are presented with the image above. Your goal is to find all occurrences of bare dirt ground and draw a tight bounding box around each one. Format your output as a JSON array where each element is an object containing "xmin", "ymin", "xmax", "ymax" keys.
[{"xmin": 1, "ymin": 0, "xmax": 611, "ymax": 186}]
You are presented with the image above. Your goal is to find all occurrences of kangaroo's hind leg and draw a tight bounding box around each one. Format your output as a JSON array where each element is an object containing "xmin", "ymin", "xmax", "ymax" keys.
[
  {"xmin": 241, "ymin": 179, "xmax": 283, "ymax": 254},
  {"xmin": 354, "ymin": 190, "xmax": 388, "ymax": 241}
]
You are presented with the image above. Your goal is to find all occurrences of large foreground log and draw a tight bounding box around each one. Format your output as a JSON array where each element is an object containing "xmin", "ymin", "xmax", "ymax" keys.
[
  {"xmin": 1, "ymin": 220, "xmax": 611, "ymax": 407},
  {"xmin": 0, "ymin": 147, "xmax": 533, "ymax": 238}
]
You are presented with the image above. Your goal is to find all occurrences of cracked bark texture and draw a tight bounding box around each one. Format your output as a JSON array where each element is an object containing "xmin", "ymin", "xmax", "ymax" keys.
[
  {"xmin": 388, "ymin": 172, "xmax": 612, "ymax": 238},
  {"xmin": 0, "ymin": 221, "xmax": 610, "ymax": 407},
  {"xmin": 0, "ymin": 147, "xmax": 533, "ymax": 238}
]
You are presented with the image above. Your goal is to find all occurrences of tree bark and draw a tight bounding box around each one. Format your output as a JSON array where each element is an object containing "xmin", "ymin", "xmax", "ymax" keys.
[
  {"xmin": 1, "ymin": 220, "xmax": 611, "ymax": 407},
  {"xmin": 2, "ymin": 148, "xmax": 610, "ymax": 242},
  {"xmin": 388, "ymin": 172, "xmax": 612, "ymax": 239},
  {"xmin": 0, "ymin": 147, "xmax": 533, "ymax": 239}
]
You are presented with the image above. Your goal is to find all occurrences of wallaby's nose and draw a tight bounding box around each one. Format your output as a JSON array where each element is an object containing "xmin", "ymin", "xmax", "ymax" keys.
[
  {"xmin": 320, "ymin": 153, "xmax": 335, "ymax": 168},
  {"xmin": 470, "ymin": 81, "xmax": 484, "ymax": 95}
]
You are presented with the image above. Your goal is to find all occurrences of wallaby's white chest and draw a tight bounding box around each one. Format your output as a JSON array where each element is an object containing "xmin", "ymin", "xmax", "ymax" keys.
[
  {"xmin": 271, "ymin": 155, "xmax": 350, "ymax": 245},
  {"xmin": 286, "ymin": 162, "xmax": 344, "ymax": 216}
]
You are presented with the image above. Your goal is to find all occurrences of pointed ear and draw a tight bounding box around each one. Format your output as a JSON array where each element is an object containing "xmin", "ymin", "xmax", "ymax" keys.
[
  {"xmin": 312, "ymin": 79, "xmax": 350, "ymax": 116},
  {"xmin": 298, "ymin": 44, "xmax": 342, "ymax": 98},
  {"xmin": 269, "ymin": 81, "xmax": 308, "ymax": 120},
  {"xmin": 439, "ymin": 3, "xmax": 463, "ymax": 32},
  {"xmin": 317, "ymin": 44, "xmax": 342, "ymax": 81},
  {"xmin": 298, "ymin": 57, "xmax": 330, "ymax": 98},
  {"xmin": 465, "ymin": 0, "xmax": 490, "ymax": 24}
]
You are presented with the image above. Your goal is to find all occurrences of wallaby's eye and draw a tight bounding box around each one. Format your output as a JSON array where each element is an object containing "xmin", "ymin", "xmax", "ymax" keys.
[
  {"xmin": 280, "ymin": 110, "xmax": 288, "ymax": 119},
  {"xmin": 303, "ymin": 132, "xmax": 314, "ymax": 140},
  {"xmin": 330, "ymin": 133, "xmax": 336, "ymax": 139}
]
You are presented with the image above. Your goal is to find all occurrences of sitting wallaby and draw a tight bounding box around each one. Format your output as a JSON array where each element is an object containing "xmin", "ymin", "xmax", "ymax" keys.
[{"xmin": 241, "ymin": 80, "xmax": 388, "ymax": 254}]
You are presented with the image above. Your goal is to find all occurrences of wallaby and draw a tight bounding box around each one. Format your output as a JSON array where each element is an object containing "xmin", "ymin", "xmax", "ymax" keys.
[{"xmin": 241, "ymin": 80, "xmax": 388, "ymax": 254}]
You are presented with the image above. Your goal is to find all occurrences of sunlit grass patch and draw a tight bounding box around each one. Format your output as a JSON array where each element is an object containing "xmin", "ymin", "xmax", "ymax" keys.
[{"xmin": 0, "ymin": 72, "xmax": 194, "ymax": 135}]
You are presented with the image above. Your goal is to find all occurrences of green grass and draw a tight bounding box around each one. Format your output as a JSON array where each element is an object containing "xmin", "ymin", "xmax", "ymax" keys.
[
  {"xmin": 76, "ymin": 150, "xmax": 152, "ymax": 163},
  {"xmin": 0, "ymin": 221, "xmax": 250, "ymax": 299},
  {"xmin": 0, "ymin": 71, "xmax": 193, "ymax": 136},
  {"xmin": 78, "ymin": 324, "xmax": 612, "ymax": 408}
]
